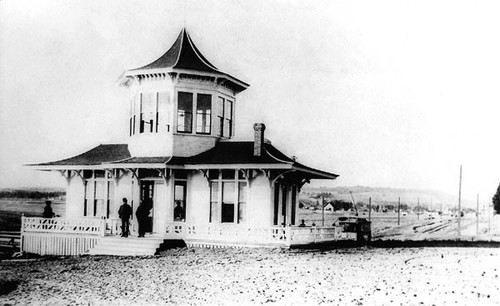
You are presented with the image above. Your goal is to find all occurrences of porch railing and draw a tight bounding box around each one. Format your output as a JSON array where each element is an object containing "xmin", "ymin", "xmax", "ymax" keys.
[
  {"xmin": 21, "ymin": 217, "xmax": 106, "ymax": 255},
  {"xmin": 165, "ymin": 223, "xmax": 347, "ymax": 247},
  {"xmin": 289, "ymin": 226, "xmax": 347, "ymax": 244},
  {"xmin": 22, "ymin": 217, "xmax": 106, "ymax": 236},
  {"xmin": 166, "ymin": 223, "xmax": 290, "ymax": 246}
]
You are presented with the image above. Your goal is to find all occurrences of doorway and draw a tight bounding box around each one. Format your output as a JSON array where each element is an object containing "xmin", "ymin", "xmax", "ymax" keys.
[{"xmin": 140, "ymin": 181, "xmax": 154, "ymax": 233}]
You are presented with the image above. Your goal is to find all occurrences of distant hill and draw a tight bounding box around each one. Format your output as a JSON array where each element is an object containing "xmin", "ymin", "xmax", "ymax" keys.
[
  {"xmin": 0, "ymin": 187, "xmax": 66, "ymax": 199},
  {"xmin": 301, "ymin": 186, "xmax": 472, "ymax": 210}
]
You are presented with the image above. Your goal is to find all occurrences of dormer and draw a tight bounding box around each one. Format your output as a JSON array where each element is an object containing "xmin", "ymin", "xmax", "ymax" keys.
[{"xmin": 121, "ymin": 28, "xmax": 249, "ymax": 158}]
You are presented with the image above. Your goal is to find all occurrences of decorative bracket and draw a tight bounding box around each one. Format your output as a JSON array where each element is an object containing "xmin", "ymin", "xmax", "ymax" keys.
[
  {"xmin": 107, "ymin": 168, "xmax": 127, "ymax": 185},
  {"xmin": 127, "ymin": 168, "xmax": 139, "ymax": 181},
  {"xmin": 238, "ymin": 169, "xmax": 252, "ymax": 187},
  {"xmin": 58, "ymin": 170, "xmax": 76, "ymax": 184},
  {"xmin": 259, "ymin": 169, "xmax": 271, "ymax": 179},
  {"xmin": 270, "ymin": 170, "xmax": 296, "ymax": 187},
  {"xmin": 298, "ymin": 178, "xmax": 311, "ymax": 192},
  {"xmin": 198, "ymin": 169, "xmax": 211, "ymax": 187},
  {"xmin": 156, "ymin": 168, "xmax": 171, "ymax": 184}
]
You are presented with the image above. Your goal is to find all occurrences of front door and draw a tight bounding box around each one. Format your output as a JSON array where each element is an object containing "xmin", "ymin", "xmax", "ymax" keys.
[{"xmin": 140, "ymin": 181, "xmax": 154, "ymax": 233}]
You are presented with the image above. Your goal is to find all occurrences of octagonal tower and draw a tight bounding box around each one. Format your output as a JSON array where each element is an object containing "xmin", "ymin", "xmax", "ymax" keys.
[{"xmin": 121, "ymin": 28, "xmax": 249, "ymax": 157}]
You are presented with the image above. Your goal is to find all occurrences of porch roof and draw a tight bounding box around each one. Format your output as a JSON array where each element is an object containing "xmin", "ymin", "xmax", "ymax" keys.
[
  {"xmin": 28, "ymin": 142, "xmax": 339, "ymax": 179},
  {"xmin": 185, "ymin": 141, "xmax": 339, "ymax": 179},
  {"xmin": 28, "ymin": 144, "xmax": 131, "ymax": 167},
  {"xmin": 187, "ymin": 141, "xmax": 294, "ymax": 164}
]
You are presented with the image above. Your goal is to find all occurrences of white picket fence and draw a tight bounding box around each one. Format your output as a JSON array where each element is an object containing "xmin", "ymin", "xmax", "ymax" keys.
[{"xmin": 21, "ymin": 217, "xmax": 105, "ymax": 255}]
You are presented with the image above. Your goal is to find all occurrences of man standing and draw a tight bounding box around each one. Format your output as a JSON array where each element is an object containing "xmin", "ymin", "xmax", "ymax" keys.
[
  {"xmin": 135, "ymin": 201, "xmax": 150, "ymax": 238},
  {"xmin": 118, "ymin": 198, "xmax": 132, "ymax": 237},
  {"xmin": 42, "ymin": 200, "xmax": 55, "ymax": 218}
]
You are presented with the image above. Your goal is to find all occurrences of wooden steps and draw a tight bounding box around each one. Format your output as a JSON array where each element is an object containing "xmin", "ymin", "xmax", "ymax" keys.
[{"xmin": 87, "ymin": 236, "xmax": 166, "ymax": 256}]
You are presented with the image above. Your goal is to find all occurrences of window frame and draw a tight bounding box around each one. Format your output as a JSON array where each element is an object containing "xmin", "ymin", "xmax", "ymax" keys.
[
  {"xmin": 84, "ymin": 170, "xmax": 114, "ymax": 219},
  {"xmin": 209, "ymin": 169, "xmax": 247, "ymax": 224},
  {"xmin": 173, "ymin": 170, "xmax": 188, "ymax": 222},
  {"xmin": 196, "ymin": 93, "xmax": 212, "ymax": 135},
  {"xmin": 176, "ymin": 91, "xmax": 194, "ymax": 133}
]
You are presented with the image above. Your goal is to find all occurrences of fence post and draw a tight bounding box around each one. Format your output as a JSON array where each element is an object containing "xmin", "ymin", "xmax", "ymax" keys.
[{"xmin": 20, "ymin": 214, "xmax": 25, "ymax": 253}]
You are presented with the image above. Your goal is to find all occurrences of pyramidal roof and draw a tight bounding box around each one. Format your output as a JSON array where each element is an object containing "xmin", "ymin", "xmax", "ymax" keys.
[
  {"xmin": 126, "ymin": 28, "xmax": 248, "ymax": 92},
  {"xmin": 131, "ymin": 28, "xmax": 219, "ymax": 73}
]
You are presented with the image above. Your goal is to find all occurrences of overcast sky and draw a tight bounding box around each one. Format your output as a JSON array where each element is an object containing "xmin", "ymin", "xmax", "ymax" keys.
[{"xmin": 1, "ymin": 0, "xmax": 500, "ymax": 204}]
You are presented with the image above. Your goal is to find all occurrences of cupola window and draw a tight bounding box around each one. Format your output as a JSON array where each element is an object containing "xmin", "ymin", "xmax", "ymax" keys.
[
  {"xmin": 225, "ymin": 100, "xmax": 233, "ymax": 137},
  {"xmin": 217, "ymin": 97, "xmax": 234, "ymax": 138},
  {"xmin": 196, "ymin": 94, "xmax": 211, "ymax": 134},
  {"xmin": 140, "ymin": 93, "xmax": 155, "ymax": 133},
  {"xmin": 177, "ymin": 92, "xmax": 193, "ymax": 133}
]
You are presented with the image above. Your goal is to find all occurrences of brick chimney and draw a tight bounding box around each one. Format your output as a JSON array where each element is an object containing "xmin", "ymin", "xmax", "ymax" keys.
[{"xmin": 253, "ymin": 123, "xmax": 266, "ymax": 156}]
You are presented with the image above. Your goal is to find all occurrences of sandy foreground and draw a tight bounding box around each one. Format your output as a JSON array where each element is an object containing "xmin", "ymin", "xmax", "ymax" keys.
[{"xmin": 1, "ymin": 247, "xmax": 499, "ymax": 306}]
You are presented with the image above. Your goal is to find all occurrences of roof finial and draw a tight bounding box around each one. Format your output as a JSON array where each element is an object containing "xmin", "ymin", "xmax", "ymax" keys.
[{"xmin": 183, "ymin": 0, "xmax": 187, "ymax": 28}]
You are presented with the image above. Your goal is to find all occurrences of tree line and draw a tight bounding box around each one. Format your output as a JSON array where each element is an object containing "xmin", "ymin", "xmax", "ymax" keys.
[{"xmin": 0, "ymin": 189, "xmax": 65, "ymax": 199}]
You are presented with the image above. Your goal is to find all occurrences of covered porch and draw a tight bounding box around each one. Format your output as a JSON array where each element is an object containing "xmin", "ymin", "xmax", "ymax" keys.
[{"xmin": 20, "ymin": 216, "xmax": 354, "ymax": 255}]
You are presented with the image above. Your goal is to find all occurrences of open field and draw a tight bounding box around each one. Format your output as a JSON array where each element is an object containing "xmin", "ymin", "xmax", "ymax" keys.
[
  {"xmin": 298, "ymin": 209, "xmax": 500, "ymax": 241},
  {"xmin": 0, "ymin": 199, "xmax": 65, "ymax": 231},
  {"xmin": 1, "ymin": 247, "xmax": 500, "ymax": 305},
  {"xmin": 2, "ymin": 199, "xmax": 499, "ymax": 241}
]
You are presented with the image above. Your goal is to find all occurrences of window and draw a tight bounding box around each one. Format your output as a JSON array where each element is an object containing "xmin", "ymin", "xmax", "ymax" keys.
[
  {"xmin": 130, "ymin": 95, "xmax": 138, "ymax": 136},
  {"xmin": 177, "ymin": 92, "xmax": 193, "ymax": 133},
  {"xmin": 84, "ymin": 171, "xmax": 113, "ymax": 218},
  {"xmin": 210, "ymin": 182, "xmax": 219, "ymax": 223},
  {"xmin": 174, "ymin": 181, "xmax": 186, "ymax": 221},
  {"xmin": 218, "ymin": 97, "xmax": 224, "ymax": 137},
  {"xmin": 209, "ymin": 170, "xmax": 247, "ymax": 224},
  {"xmin": 225, "ymin": 100, "xmax": 233, "ymax": 137},
  {"xmin": 238, "ymin": 182, "xmax": 247, "ymax": 223},
  {"xmin": 141, "ymin": 93, "xmax": 155, "ymax": 133},
  {"xmin": 94, "ymin": 181, "xmax": 105, "ymax": 217},
  {"xmin": 221, "ymin": 182, "xmax": 235, "ymax": 223},
  {"xmin": 196, "ymin": 94, "xmax": 211, "ymax": 134},
  {"xmin": 129, "ymin": 98, "xmax": 133, "ymax": 136},
  {"xmin": 158, "ymin": 92, "xmax": 170, "ymax": 132},
  {"xmin": 139, "ymin": 94, "xmax": 144, "ymax": 133},
  {"xmin": 107, "ymin": 181, "xmax": 114, "ymax": 219},
  {"xmin": 84, "ymin": 181, "xmax": 91, "ymax": 217}
]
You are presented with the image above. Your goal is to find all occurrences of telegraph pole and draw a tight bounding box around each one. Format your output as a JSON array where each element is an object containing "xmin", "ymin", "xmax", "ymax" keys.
[
  {"xmin": 476, "ymin": 193, "xmax": 479, "ymax": 238},
  {"xmin": 369, "ymin": 197, "xmax": 372, "ymax": 223},
  {"xmin": 458, "ymin": 165, "xmax": 462, "ymax": 238},
  {"xmin": 398, "ymin": 197, "xmax": 401, "ymax": 226},
  {"xmin": 321, "ymin": 196, "xmax": 325, "ymax": 227},
  {"xmin": 488, "ymin": 203, "xmax": 491, "ymax": 238},
  {"xmin": 417, "ymin": 198, "xmax": 420, "ymax": 220}
]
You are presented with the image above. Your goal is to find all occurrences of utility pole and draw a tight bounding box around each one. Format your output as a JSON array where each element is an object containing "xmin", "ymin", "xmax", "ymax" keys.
[
  {"xmin": 488, "ymin": 203, "xmax": 491, "ymax": 239},
  {"xmin": 369, "ymin": 197, "xmax": 372, "ymax": 223},
  {"xmin": 476, "ymin": 193, "xmax": 479, "ymax": 238},
  {"xmin": 458, "ymin": 165, "xmax": 462, "ymax": 238},
  {"xmin": 322, "ymin": 196, "xmax": 325, "ymax": 227},
  {"xmin": 398, "ymin": 197, "xmax": 401, "ymax": 226},
  {"xmin": 350, "ymin": 191, "xmax": 358, "ymax": 216},
  {"xmin": 417, "ymin": 198, "xmax": 420, "ymax": 220}
]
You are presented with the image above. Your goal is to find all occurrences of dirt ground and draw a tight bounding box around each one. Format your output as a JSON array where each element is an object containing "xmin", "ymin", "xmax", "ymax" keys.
[{"xmin": 1, "ymin": 247, "xmax": 499, "ymax": 305}]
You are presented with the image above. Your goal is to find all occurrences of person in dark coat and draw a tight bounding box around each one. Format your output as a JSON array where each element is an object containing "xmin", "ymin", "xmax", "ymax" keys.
[
  {"xmin": 118, "ymin": 198, "xmax": 132, "ymax": 237},
  {"xmin": 174, "ymin": 201, "xmax": 185, "ymax": 221},
  {"xmin": 136, "ymin": 201, "xmax": 150, "ymax": 238},
  {"xmin": 43, "ymin": 200, "xmax": 55, "ymax": 218}
]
